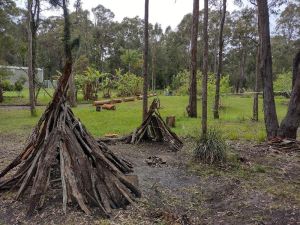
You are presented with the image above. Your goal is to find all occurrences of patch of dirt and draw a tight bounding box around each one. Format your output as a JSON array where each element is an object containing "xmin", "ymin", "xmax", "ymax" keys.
[{"xmin": 0, "ymin": 134, "xmax": 299, "ymax": 225}]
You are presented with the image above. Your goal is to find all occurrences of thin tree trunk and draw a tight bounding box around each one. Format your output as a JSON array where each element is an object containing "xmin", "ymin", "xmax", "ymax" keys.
[
  {"xmin": 27, "ymin": 0, "xmax": 36, "ymax": 116},
  {"xmin": 151, "ymin": 43, "xmax": 156, "ymax": 92},
  {"xmin": 238, "ymin": 49, "xmax": 246, "ymax": 93},
  {"xmin": 213, "ymin": 0, "xmax": 226, "ymax": 119},
  {"xmin": 253, "ymin": 45, "xmax": 260, "ymax": 121},
  {"xmin": 143, "ymin": 0, "xmax": 149, "ymax": 121},
  {"xmin": 278, "ymin": 50, "xmax": 300, "ymax": 138},
  {"xmin": 202, "ymin": 0, "xmax": 209, "ymax": 137},
  {"xmin": 188, "ymin": 0, "xmax": 199, "ymax": 118},
  {"xmin": 257, "ymin": 0, "xmax": 279, "ymax": 139},
  {"xmin": 69, "ymin": 73, "xmax": 77, "ymax": 107},
  {"xmin": 0, "ymin": 85, "xmax": 3, "ymax": 103}
]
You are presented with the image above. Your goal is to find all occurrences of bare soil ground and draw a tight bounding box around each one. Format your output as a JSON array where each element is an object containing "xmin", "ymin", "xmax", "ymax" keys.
[{"xmin": 0, "ymin": 133, "xmax": 299, "ymax": 225}]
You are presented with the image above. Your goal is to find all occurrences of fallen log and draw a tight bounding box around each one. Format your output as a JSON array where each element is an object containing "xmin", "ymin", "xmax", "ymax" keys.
[
  {"xmin": 94, "ymin": 99, "xmax": 111, "ymax": 106},
  {"xmin": 102, "ymin": 104, "xmax": 116, "ymax": 110},
  {"xmin": 111, "ymin": 99, "xmax": 123, "ymax": 104},
  {"xmin": 123, "ymin": 97, "xmax": 135, "ymax": 102}
]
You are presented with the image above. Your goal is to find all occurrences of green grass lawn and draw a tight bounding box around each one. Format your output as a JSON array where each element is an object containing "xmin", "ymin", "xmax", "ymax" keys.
[
  {"xmin": 1, "ymin": 88, "xmax": 93, "ymax": 105},
  {"xmin": 0, "ymin": 94, "xmax": 290, "ymax": 142}
]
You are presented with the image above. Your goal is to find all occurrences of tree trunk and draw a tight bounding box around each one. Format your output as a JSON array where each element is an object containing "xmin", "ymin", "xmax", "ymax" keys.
[
  {"xmin": 278, "ymin": 50, "xmax": 300, "ymax": 138},
  {"xmin": 143, "ymin": 0, "xmax": 149, "ymax": 121},
  {"xmin": 238, "ymin": 49, "xmax": 246, "ymax": 93},
  {"xmin": 252, "ymin": 45, "xmax": 260, "ymax": 121},
  {"xmin": 68, "ymin": 73, "xmax": 77, "ymax": 107},
  {"xmin": 27, "ymin": 0, "xmax": 36, "ymax": 116},
  {"xmin": 213, "ymin": 0, "xmax": 226, "ymax": 119},
  {"xmin": 257, "ymin": 0, "xmax": 279, "ymax": 139},
  {"xmin": 292, "ymin": 49, "xmax": 300, "ymax": 88},
  {"xmin": 188, "ymin": 0, "xmax": 199, "ymax": 118},
  {"xmin": 0, "ymin": 85, "xmax": 3, "ymax": 103},
  {"xmin": 202, "ymin": 0, "xmax": 209, "ymax": 137},
  {"xmin": 151, "ymin": 43, "xmax": 156, "ymax": 93}
]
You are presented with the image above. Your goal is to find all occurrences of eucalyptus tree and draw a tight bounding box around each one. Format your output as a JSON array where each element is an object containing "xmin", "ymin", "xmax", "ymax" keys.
[
  {"xmin": 27, "ymin": 0, "xmax": 40, "ymax": 115},
  {"xmin": 92, "ymin": 4, "xmax": 115, "ymax": 72},
  {"xmin": 202, "ymin": 0, "xmax": 209, "ymax": 137},
  {"xmin": 143, "ymin": 0, "xmax": 149, "ymax": 121},
  {"xmin": 150, "ymin": 23, "xmax": 163, "ymax": 92},
  {"xmin": 188, "ymin": 0, "xmax": 199, "ymax": 118},
  {"xmin": 213, "ymin": 0, "xmax": 227, "ymax": 119},
  {"xmin": 231, "ymin": 7, "xmax": 257, "ymax": 93}
]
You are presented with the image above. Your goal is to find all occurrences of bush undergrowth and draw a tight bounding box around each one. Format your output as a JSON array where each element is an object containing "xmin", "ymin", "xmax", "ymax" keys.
[{"xmin": 194, "ymin": 129, "xmax": 228, "ymax": 164}]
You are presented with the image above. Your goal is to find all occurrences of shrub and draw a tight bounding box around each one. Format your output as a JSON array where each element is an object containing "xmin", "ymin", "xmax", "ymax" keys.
[
  {"xmin": 171, "ymin": 70, "xmax": 231, "ymax": 97},
  {"xmin": 274, "ymin": 71, "xmax": 292, "ymax": 92},
  {"xmin": 117, "ymin": 72, "xmax": 143, "ymax": 97},
  {"xmin": 75, "ymin": 67, "xmax": 102, "ymax": 100},
  {"xmin": 194, "ymin": 129, "xmax": 227, "ymax": 164},
  {"xmin": 14, "ymin": 76, "xmax": 27, "ymax": 93},
  {"xmin": 2, "ymin": 80, "xmax": 14, "ymax": 91}
]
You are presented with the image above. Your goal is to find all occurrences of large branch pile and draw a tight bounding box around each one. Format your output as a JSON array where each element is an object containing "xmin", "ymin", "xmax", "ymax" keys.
[
  {"xmin": 0, "ymin": 96, "xmax": 141, "ymax": 217},
  {"xmin": 127, "ymin": 99, "xmax": 183, "ymax": 151}
]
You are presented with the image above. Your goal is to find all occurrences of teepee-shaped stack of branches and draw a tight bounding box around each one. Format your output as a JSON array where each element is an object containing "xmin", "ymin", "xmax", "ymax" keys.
[
  {"xmin": 128, "ymin": 99, "xmax": 183, "ymax": 151},
  {"xmin": 0, "ymin": 0, "xmax": 140, "ymax": 217}
]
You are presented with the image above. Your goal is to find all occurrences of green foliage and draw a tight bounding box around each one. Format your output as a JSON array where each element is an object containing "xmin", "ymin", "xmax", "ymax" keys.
[
  {"xmin": 194, "ymin": 129, "xmax": 228, "ymax": 164},
  {"xmin": 75, "ymin": 67, "xmax": 102, "ymax": 100},
  {"xmin": 171, "ymin": 70, "xmax": 231, "ymax": 97},
  {"xmin": 0, "ymin": 68, "xmax": 12, "ymax": 80},
  {"xmin": 120, "ymin": 49, "xmax": 143, "ymax": 73},
  {"xmin": 1, "ymin": 80, "xmax": 13, "ymax": 91},
  {"xmin": 14, "ymin": 76, "xmax": 26, "ymax": 94},
  {"xmin": 273, "ymin": 71, "xmax": 292, "ymax": 92},
  {"xmin": 98, "ymin": 72, "xmax": 117, "ymax": 98},
  {"xmin": 116, "ymin": 72, "xmax": 143, "ymax": 97}
]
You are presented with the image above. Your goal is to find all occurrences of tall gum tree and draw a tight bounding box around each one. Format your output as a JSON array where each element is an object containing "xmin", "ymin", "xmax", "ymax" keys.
[
  {"xmin": 188, "ymin": 0, "xmax": 199, "ymax": 118},
  {"xmin": 142, "ymin": 0, "xmax": 149, "ymax": 121},
  {"xmin": 27, "ymin": 0, "xmax": 40, "ymax": 116},
  {"xmin": 213, "ymin": 0, "xmax": 227, "ymax": 119},
  {"xmin": 202, "ymin": 0, "xmax": 209, "ymax": 137},
  {"xmin": 257, "ymin": 0, "xmax": 300, "ymax": 139},
  {"xmin": 257, "ymin": 0, "xmax": 279, "ymax": 138}
]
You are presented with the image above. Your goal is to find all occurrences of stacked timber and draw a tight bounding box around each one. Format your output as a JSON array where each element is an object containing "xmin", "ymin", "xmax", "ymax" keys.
[{"xmin": 127, "ymin": 98, "xmax": 183, "ymax": 151}]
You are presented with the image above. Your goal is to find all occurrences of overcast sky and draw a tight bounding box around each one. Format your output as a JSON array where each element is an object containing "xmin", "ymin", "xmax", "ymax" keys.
[{"xmin": 17, "ymin": 0, "xmax": 242, "ymax": 30}]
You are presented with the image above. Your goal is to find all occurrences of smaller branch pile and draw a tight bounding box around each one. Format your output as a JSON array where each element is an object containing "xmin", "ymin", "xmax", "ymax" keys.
[{"xmin": 128, "ymin": 99, "xmax": 183, "ymax": 151}]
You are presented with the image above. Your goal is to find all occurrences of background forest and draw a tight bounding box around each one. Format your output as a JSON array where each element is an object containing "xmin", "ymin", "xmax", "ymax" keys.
[{"xmin": 1, "ymin": 0, "xmax": 298, "ymax": 96}]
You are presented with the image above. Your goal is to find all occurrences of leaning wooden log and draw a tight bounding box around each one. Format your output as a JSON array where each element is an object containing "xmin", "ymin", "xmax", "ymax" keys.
[
  {"xmin": 126, "ymin": 98, "xmax": 183, "ymax": 151},
  {"xmin": 123, "ymin": 97, "xmax": 135, "ymax": 102},
  {"xmin": 93, "ymin": 99, "xmax": 111, "ymax": 106},
  {"xmin": 0, "ymin": 3, "xmax": 140, "ymax": 217},
  {"xmin": 102, "ymin": 104, "xmax": 116, "ymax": 110},
  {"xmin": 137, "ymin": 95, "xmax": 143, "ymax": 100},
  {"xmin": 98, "ymin": 135, "xmax": 132, "ymax": 145}
]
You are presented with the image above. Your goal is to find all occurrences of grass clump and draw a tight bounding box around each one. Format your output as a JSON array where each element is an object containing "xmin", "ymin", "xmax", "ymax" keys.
[{"xmin": 193, "ymin": 129, "xmax": 228, "ymax": 164}]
